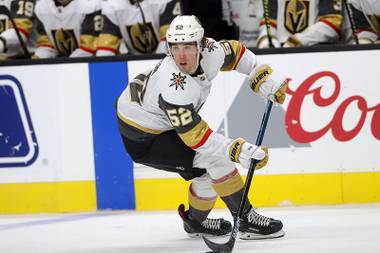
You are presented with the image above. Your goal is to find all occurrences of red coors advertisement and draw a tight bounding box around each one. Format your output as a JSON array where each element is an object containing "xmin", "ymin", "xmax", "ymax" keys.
[
  {"xmin": 286, "ymin": 71, "xmax": 380, "ymax": 143},
  {"xmin": 218, "ymin": 70, "xmax": 380, "ymax": 148}
]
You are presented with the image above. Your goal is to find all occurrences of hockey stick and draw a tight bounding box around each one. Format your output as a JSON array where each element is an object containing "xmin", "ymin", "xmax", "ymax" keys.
[
  {"xmin": 203, "ymin": 100, "xmax": 274, "ymax": 253},
  {"xmin": 0, "ymin": 5, "xmax": 30, "ymax": 57},
  {"xmin": 134, "ymin": 0, "xmax": 152, "ymax": 54},
  {"xmin": 262, "ymin": 0, "xmax": 274, "ymax": 48},
  {"xmin": 342, "ymin": 0, "xmax": 359, "ymax": 44}
]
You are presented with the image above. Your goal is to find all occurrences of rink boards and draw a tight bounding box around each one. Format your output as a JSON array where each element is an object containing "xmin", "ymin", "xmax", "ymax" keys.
[{"xmin": 0, "ymin": 49, "xmax": 379, "ymax": 213}]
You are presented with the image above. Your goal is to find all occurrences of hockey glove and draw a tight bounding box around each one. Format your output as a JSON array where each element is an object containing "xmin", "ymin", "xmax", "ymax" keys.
[
  {"xmin": 228, "ymin": 138, "xmax": 268, "ymax": 170},
  {"xmin": 283, "ymin": 34, "xmax": 304, "ymax": 47},
  {"xmin": 248, "ymin": 64, "xmax": 289, "ymax": 104}
]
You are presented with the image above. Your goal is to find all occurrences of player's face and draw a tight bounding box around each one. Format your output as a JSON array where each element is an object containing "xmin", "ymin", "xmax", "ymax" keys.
[{"xmin": 170, "ymin": 43, "xmax": 198, "ymax": 74}]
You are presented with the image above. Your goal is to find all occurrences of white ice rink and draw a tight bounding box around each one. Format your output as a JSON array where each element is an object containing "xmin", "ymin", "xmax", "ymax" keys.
[{"xmin": 1, "ymin": 204, "xmax": 380, "ymax": 253}]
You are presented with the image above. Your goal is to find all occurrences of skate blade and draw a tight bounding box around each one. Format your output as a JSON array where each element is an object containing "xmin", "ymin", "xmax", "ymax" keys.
[
  {"xmin": 186, "ymin": 232, "xmax": 231, "ymax": 239},
  {"xmin": 239, "ymin": 229, "xmax": 285, "ymax": 240}
]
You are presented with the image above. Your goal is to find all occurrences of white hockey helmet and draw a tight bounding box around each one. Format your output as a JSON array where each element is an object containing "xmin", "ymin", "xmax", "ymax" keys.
[
  {"xmin": 166, "ymin": 15, "xmax": 204, "ymax": 45},
  {"xmin": 166, "ymin": 15, "xmax": 204, "ymax": 72}
]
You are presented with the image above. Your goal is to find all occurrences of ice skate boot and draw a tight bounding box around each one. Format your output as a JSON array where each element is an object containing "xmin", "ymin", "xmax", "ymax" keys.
[
  {"xmin": 239, "ymin": 207, "xmax": 285, "ymax": 240},
  {"xmin": 178, "ymin": 204, "xmax": 232, "ymax": 237}
]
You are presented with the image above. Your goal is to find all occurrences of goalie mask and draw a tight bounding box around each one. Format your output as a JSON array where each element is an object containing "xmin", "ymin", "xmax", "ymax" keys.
[{"xmin": 166, "ymin": 15, "xmax": 204, "ymax": 72}]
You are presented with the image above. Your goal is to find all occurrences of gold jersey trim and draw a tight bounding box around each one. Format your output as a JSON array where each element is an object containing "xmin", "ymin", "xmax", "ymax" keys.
[
  {"xmin": 80, "ymin": 34, "xmax": 97, "ymax": 52},
  {"xmin": 11, "ymin": 18, "xmax": 33, "ymax": 37},
  {"xmin": 188, "ymin": 187, "xmax": 216, "ymax": 211},
  {"xmin": 221, "ymin": 40, "xmax": 245, "ymax": 71},
  {"xmin": 97, "ymin": 33, "xmax": 121, "ymax": 52},
  {"xmin": 37, "ymin": 35, "xmax": 54, "ymax": 48},
  {"xmin": 117, "ymin": 112, "xmax": 163, "ymax": 135},
  {"xmin": 178, "ymin": 120, "xmax": 210, "ymax": 148},
  {"xmin": 212, "ymin": 171, "xmax": 244, "ymax": 197},
  {"xmin": 319, "ymin": 14, "xmax": 343, "ymax": 34}
]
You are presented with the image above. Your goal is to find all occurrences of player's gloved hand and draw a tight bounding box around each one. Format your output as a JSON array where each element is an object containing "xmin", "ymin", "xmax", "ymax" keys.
[
  {"xmin": 228, "ymin": 138, "xmax": 268, "ymax": 170},
  {"xmin": 283, "ymin": 34, "xmax": 303, "ymax": 47},
  {"xmin": 256, "ymin": 36, "xmax": 281, "ymax": 48},
  {"xmin": 248, "ymin": 64, "xmax": 289, "ymax": 104}
]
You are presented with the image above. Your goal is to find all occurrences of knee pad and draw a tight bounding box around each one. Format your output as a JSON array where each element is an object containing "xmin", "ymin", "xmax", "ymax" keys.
[
  {"xmin": 193, "ymin": 152, "xmax": 236, "ymax": 180},
  {"xmin": 193, "ymin": 153, "xmax": 244, "ymax": 198},
  {"xmin": 189, "ymin": 174, "xmax": 217, "ymax": 211}
]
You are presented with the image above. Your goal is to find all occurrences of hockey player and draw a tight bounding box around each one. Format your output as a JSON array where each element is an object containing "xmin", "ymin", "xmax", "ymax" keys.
[
  {"xmin": 117, "ymin": 15, "xmax": 288, "ymax": 239},
  {"xmin": 0, "ymin": 0, "xmax": 13, "ymax": 58},
  {"xmin": 96, "ymin": 0, "xmax": 181, "ymax": 56},
  {"xmin": 257, "ymin": 0, "xmax": 343, "ymax": 48},
  {"xmin": 0, "ymin": 0, "xmax": 12, "ymax": 34},
  {"xmin": 347, "ymin": 0, "xmax": 380, "ymax": 43},
  {"xmin": 0, "ymin": 0, "xmax": 37, "ymax": 59},
  {"xmin": 33, "ymin": 0, "xmax": 103, "ymax": 58},
  {"xmin": 222, "ymin": 0, "xmax": 263, "ymax": 47}
]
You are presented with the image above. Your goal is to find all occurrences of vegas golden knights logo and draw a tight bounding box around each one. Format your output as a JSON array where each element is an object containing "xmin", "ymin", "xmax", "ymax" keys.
[
  {"xmin": 52, "ymin": 29, "xmax": 78, "ymax": 56},
  {"xmin": 0, "ymin": 19, "xmax": 6, "ymax": 33},
  {"xmin": 284, "ymin": 0, "xmax": 310, "ymax": 34},
  {"xmin": 126, "ymin": 22, "xmax": 158, "ymax": 54}
]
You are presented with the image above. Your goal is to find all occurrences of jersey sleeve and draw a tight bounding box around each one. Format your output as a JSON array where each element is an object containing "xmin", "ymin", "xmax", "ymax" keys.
[
  {"xmin": 0, "ymin": 0, "xmax": 36, "ymax": 56},
  {"xmin": 350, "ymin": 2, "xmax": 379, "ymax": 43},
  {"xmin": 219, "ymin": 40, "xmax": 258, "ymax": 76},
  {"xmin": 78, "ymin": 0, "xmax": 103, "ymax": 55},
  {"xmin": 96, "ymin": 0, "xmax": 122, "ymax": 55},
  {"xmin": 35, "ymin": 14, "xmax": 54, "ymax": 49},
  {"xmin": 317, "ymin": 0, "xmax": 343, "ymax": 36},
  {"xmin": 289, "ymin": 0, "xmax": 343, "ymax": 46},
  {"xmin": 9, "ymin": 0, "xmax": 36, "ymax": 38}
]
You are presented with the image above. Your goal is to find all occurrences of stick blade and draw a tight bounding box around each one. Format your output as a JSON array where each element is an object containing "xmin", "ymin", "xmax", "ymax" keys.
[{"xmin": 202, "ymin": 235, "xmax": 235, "ymax": 253}]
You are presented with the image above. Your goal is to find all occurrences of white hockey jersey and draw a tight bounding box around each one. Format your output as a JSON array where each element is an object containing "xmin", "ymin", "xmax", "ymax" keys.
[
  {"xmin": 257, "ymin": 0, "xmax": 343, "ymax": 47},
  {"xmin": 0, "ymin": 0, "xmax": 37, "ymax": 58},
  {"xmin": 0, "ymin": 0, "xmax": 12, "ymax": 34},
  {"xmin": 222, "ymin": 0, "xmax": 263, "ymax": 47},
  {"xmin": 117, "ymin": 38, "xmax": 258, "ymax": 160},
  {"xmin": 34, "ymin": 0, "xmax": 103, "ymax": 58},
  {"xmin": 97, "ymin": 0, "xmax": 181, "ymax": 55},
  {"xmin": 348, "ymin": 0, "xmax": 380, "ymax": 42}
]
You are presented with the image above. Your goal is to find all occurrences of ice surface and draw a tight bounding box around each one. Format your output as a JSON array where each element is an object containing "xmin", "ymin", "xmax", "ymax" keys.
[{"xmin": 1, "ymin": 204, "xmax": 379, "ymax": 253}]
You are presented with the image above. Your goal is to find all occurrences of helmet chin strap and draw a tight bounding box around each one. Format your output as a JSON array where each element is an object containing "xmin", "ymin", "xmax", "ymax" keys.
[{"xmin": 188, "ymin": 45, "xmax": 201, "ymax": 75}]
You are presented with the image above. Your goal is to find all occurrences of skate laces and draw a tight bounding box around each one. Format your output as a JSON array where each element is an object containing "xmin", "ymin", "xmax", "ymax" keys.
[
  {"xmin": 201, "ymin": 218, "xmax": 222, "ymax": 230},
  {"xmin": 246, "ymin": 209, "xmax": 271, "ymax": 227}
]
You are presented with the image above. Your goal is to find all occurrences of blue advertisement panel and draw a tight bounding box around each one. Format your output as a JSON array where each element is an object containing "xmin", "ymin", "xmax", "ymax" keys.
[
  {"xmin": 89, "ymin": 62, "xmax": 135, "ymax": 210},
  {"xmin": 0, "ymin": 75, "xmax": 39, "ymax": 168}
]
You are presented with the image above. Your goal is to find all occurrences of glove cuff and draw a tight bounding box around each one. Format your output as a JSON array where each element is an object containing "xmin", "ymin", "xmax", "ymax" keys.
[
  {"xmin": 228, "ymin": 138, "xmax": 246, "ymax": 163},
  {"xmin": 249, "ymin": 64, "xmax": 273, "ymax": 93},
  {"xmin": 286, "ymin": 34, "xmax": 304, "ymax": 47}
]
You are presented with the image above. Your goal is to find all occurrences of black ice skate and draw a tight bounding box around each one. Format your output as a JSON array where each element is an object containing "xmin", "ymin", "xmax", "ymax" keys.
[
  {"xmin": 178, "ymin": 204, "xmax": 232, "ymax": 238},
  {"xmin": 239, "ymin": 207, "xmax": 285, "ymax": 240}
]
